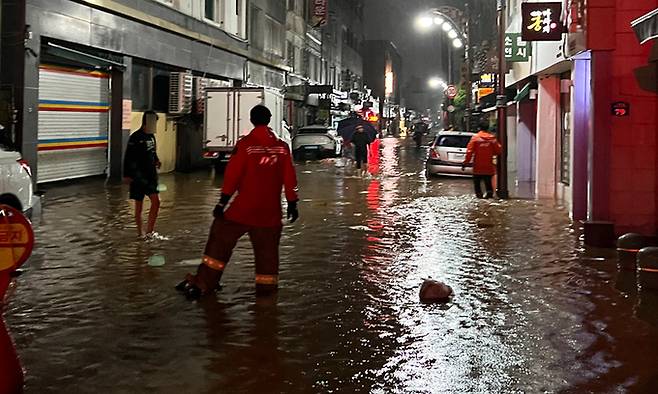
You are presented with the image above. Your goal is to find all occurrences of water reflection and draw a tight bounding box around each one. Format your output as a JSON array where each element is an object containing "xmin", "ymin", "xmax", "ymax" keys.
[{"xmin": 4, "ymin": 138, "xmax": 658, "ymax": 392}]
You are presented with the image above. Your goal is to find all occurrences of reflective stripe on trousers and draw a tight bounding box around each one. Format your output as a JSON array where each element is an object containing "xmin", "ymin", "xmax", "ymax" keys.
[
  {"xmin": 203, "ymin": 255, "xmax": 226, "ymax": 271},
  {"xmin": 255, "ymin": 274, "xmax": 278, "ymax": 285}
]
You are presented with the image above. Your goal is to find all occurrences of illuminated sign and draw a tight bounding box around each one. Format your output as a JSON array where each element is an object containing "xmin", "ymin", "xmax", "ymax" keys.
[
  {"xmin": 504, "ymin": 33, "xmax": 532, "ymax": 62},
  {"xmin": 480, "ymin": 74, "xmax": 495, "ymax": 84},
  {"xmin": 522, "ymin": 2, "xmax": 564, "ymax": 41},
  {"xmin": 611, "ymin": 102, "xmax": 630, "ymax": 117},
  {"xmin": 385, "ymin": 72, "xmax": 394, "ymax": 97},
  {"xmin": 478, "ymin": 88, "xmax": 495, "ymax": 101}
]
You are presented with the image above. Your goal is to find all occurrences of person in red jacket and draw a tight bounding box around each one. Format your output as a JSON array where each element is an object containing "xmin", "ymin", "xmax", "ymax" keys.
[
  {"xmin": 462, "ymin": 120, "xmax": 502, "ymax": 199},
  {"xmin": 177, "ymin": 105, "xmax": 299, "ymax": 299}
]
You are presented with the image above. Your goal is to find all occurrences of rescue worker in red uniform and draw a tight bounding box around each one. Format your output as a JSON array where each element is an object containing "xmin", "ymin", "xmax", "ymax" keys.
[
  {"xmin": 178, "ymin": 105, "xmax": 299, "ymax": 299},
  {"xmin": 462, "ymin": 120, "xmax": 502, "ymax": 199},
  {"xmin": 0, "ymin": 194, "xmax": 26, "ymax": 394}
]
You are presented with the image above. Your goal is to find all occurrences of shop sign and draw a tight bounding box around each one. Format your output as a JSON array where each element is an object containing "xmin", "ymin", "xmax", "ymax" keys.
[
  {"xmin": 566, "ymin": 0, "xmax": 587, "ymax": 55},
  {"xmin": 480, "ymin": 73, "xmax": 495, "ymax": 85},
  {"xmin": 312, "ymin": 0, "xmax": 329, "ymax": 27},
  {"xmin": 522, "ymin": 2, "xmax": 564, "ymax": 41},
  {"xmin": 504, "ymin": 33, "xmax": 532, "ymax": 62},
  {"xmin": 307, "ymin": 84, "xmax": 333, "ymax": 94},
  {"xmin": 0, "ymin": 205, "xmax": 34, "ymax": 272},
  {"xmin": 611, "ymin": 102, "xmax": 630, "ymax": 117},
  {"xmin": 478, "ymin": 88, "xmax": 495, "ymax": 100}
]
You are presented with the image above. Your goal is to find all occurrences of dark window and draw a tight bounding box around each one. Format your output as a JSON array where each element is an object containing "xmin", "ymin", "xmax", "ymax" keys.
[
  {"xmin": 298, "ymin": 127, "xmax": 329, "ymax": 134},
  {"xmin": 250, "ymin": 6, "xmax": 265, "ymax": 50},
  {"xmin": 205, "ymin": 0, "xmax": 215, "ymax": 20},
  {"xmin": 437, "ymin": 135, "xmax": 471, "ymax": 148},
  {"xmin": 131, "ymin": 62, "xmax": 151, "ymax": 111},
  {"xmin": 152, "ymin": 67, "xmax": 171, "ymax": 113}
]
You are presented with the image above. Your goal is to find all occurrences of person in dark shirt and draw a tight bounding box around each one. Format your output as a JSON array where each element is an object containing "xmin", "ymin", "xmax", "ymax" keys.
[
  {"xmin": 352, "ymin": 125, "xmax": 370, "ymax": 174},
  {"xmin": 123, "ymin": 111, "xmax": 161, "ymax": 237}
]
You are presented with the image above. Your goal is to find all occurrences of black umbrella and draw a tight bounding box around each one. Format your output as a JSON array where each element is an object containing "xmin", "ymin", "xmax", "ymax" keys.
[{"xmin": 337, "ymin": 118, "xmax": 378, "ymax": 142}]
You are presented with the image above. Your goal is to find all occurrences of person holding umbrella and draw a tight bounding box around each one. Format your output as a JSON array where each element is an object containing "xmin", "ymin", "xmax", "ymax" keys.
[
  {"xmin": 337, "ymin": 114, "xmax": 378, "ymax": 174},
  {"xmin": 352, "ymin": 124, "xmax": 370, "ymax": 174}
]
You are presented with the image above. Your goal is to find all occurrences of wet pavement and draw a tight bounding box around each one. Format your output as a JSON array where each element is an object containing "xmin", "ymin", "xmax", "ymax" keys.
[{"xmin": 5, "ymin": 137, "xmax": 658, "ymax": 393}]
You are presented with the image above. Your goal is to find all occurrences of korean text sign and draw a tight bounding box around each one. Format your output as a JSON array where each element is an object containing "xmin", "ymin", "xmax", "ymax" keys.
[
  {"xmin": 522, "ymin": 2, "xmax": 563, "ymax": 41},
  {"xmin": 504, "ymin": 33, "xmax": 532, "ymax": 62}
]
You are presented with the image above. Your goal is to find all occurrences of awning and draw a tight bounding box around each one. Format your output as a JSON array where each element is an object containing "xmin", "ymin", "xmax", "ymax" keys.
[
  {"xmin": 514, "ymin": 82, "xmax": 531, "ymax": 102},
  {"xmin": 632, "ymin": 8, "xmax": 658, "ymax": 44},
  {"xmin": 43, "ymin": 42, "xmax": 126, "ymax": 69},
  {"xmin": 478, "ymin": 88, "xmax": 516, "ymax": 112}
]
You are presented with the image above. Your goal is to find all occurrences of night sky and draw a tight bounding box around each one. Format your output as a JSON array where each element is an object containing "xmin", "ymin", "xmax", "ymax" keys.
[{"xmin": 363, "ymin": 0, "xmax": 497, "ymax": 111}]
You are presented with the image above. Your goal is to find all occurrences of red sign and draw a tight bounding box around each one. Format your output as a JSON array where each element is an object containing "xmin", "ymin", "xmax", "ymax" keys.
[
  {"xmin": 446, "ymin": 85, "xmax": 458, "ymax": 99},
  {"xmin": 522, "ymin": 2, "xmax": 564, "ymax": 41},
  {"xmin": 611, "ymin": 102, "xmax": 630, "ymax": 117},
  {"xmin": 0, "ymin": 205, "xmax": 34, "ymax": 272},
  {"xmin": 312, "ymin": 0, "xmax": 328, "ymax": 27}
]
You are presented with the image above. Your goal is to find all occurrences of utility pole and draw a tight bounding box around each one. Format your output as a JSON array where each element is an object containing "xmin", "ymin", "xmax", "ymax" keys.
[{"xmin": 496, "ymin": 0, "xmax": 509, "ymax": 199}]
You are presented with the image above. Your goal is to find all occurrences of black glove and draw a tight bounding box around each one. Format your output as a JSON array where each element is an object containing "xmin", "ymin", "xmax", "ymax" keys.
[
  {"xmin": 213, "ymin": 193, "xmax": 232, "ymax": 219},
  {"xmin": 287, "ymin": 200, "xmax": 299, "ymax": 223}
]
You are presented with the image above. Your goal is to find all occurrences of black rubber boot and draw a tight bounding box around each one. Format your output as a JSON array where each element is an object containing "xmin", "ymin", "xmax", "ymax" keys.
[{"xmin": 184, "ymin": 284, "xmax": 203, "ymax": 300}]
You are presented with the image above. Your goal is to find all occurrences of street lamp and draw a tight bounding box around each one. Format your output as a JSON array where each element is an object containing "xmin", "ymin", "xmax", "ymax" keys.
[
  {"xmin": 428, "ymin": 77, "xmax": 447, "ymax": 90},
  {"xmin": 417, "ymin": 16, "xmax": 434, "ymax": 29},
  {"xmin": 415, "ymin": 8, "xmax": 472, "ymax": 130}
]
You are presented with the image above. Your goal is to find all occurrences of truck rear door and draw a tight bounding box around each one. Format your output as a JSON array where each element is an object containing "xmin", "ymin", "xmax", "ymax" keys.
[
  {"xmin": 205, "ymin": 89, "xmax": 234, "ymax": 150},
  {"xmin": 235, "ymin": 89, "xmax": 265, "ymax": 140}
]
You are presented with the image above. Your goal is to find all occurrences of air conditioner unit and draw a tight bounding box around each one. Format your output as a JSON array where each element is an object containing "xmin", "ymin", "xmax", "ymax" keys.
[
  {"xmin": 169, "ymin": 71, "xmax": 193, "ymax": 115},
  {"xmin": 193, "ymin": 77, "xmax": 231, "ymax": 114},
  {"xmin": 193, "ymin": 76, "xmax": 208, "ymax": 114}
]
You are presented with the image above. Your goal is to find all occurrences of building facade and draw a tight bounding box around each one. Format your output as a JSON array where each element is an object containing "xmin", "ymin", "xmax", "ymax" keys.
[
  {"xmin": 503, "ymin": 0, "xmax": 658, "ymax": 236},
  {"xmin": 1, "ymin": 0, "xmax": 362, "ymax": 184},
  {"xmin": 284, "ymin": 0, "xmax": 364, "ymax": 127}
]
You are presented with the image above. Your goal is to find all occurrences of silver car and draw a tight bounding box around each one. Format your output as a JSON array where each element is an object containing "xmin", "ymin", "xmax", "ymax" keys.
[
  {"xmin": 426, "ymin": 131, "xmax": 474, "ymax": 176},
  {"xmin": 292, "ymin": 125, "xmax": 342, "ymax": 160}
]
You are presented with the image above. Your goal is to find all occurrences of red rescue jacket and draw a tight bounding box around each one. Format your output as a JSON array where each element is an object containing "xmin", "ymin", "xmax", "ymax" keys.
[
  {"xmin": 464, "ymin": 131, "xmax": 502, "ymax": 175},
  {"xmin": 223, "ymin": 126, "xmax": 298, "ymax": 227}
]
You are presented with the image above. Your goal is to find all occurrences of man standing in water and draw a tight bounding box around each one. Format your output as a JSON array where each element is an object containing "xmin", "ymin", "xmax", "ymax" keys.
[
  {"xmin": 177, "ymin": 105, "xmax": 299, "ymax": 299},
  {"xmin": 123, "ymin": 111, "xmax": 161, "ymax": 238},
  {"xmin": 462, "ymin": 120, "xmax": 502, "ymax": 199}
]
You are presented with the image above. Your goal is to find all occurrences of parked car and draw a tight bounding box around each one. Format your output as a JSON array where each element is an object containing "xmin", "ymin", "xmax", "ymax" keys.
[
  {"xmin": 292, "ymin": 125, "xmax": 342, "ymax": 160},
  {"xmin": 0, "ymin": 146, "xmax": 40, "ymax": 218},
  {"xmin": 426, "ymin": 131, "xmax": 474, "ymax": 177}
]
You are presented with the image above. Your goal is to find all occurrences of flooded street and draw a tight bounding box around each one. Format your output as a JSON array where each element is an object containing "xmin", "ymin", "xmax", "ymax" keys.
[{"xmin": 5, "ymin": 137, "xmax": 658, "ymax": 393}]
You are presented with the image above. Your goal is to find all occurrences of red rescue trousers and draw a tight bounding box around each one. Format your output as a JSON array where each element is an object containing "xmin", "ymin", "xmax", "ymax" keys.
[
  {"xmin": 1, "ymin": 272, "xmax": 23, "ymax": 394},
  {"xmin": 195, "ymin": 218, "xmax": 282, "ymax": 294}
]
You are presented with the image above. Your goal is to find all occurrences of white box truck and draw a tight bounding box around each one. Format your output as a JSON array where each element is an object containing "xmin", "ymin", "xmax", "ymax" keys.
[{"xmin": 203, "ymin": 87, "xmax": 287, "ymax": 165}]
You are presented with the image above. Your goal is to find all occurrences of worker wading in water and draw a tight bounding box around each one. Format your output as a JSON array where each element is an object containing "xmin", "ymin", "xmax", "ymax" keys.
[
  {"xmin": 462, "ymin": 120, "xmax": 502, "ymax": 199},
  {"xmin": 178, "ymin": 105, "xmax": 299, "ymax": 299}
]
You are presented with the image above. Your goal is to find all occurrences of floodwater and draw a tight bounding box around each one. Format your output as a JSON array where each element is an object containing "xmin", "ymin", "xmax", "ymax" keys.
[{"xmin": 5, "ymin": 137, "xmax": 658, "ymax": 393}]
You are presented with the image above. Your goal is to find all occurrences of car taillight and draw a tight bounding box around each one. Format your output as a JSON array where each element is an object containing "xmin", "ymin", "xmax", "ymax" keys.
[
  {"xmin": 17, "ymin": 159, "xmax": 32, "ymax": 177},
  {"xmin": 430, "ymin": 149, "xmax": 439, "ymax": 159}
]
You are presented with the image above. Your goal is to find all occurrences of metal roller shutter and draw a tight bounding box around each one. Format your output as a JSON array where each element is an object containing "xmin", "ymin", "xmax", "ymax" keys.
[{"xmin": 37, "ymin": 64, "xmax": 110, "ymax": 183}]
